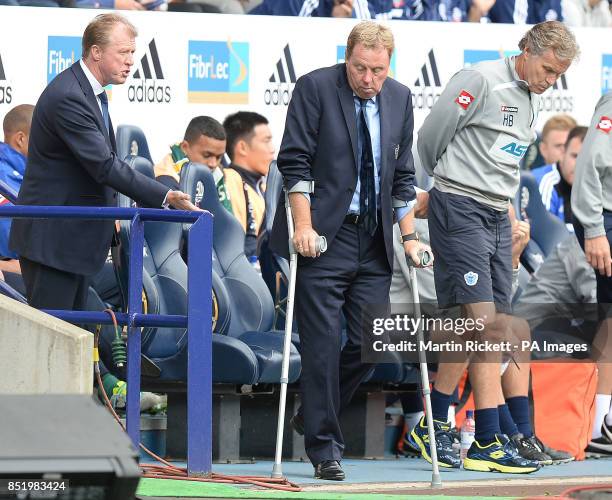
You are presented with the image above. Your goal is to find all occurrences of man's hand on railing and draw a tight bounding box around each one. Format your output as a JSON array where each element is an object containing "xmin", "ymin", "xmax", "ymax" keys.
[{"xmin": 165, "ymin": 190, "xmax": 203, "ymax": 212}]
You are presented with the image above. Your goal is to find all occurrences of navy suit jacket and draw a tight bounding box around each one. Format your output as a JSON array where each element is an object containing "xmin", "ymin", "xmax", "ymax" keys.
[
  {"xmin": 269, "ymin": 63, "xmax": 416, "ymax": 269},
  {"xmin": 10, "ymin": 62, "xmax": 168, "ymax": 276}
]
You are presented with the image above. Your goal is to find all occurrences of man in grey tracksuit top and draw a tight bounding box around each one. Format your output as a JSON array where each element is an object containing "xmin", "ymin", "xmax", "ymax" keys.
[
  {"xmin": 419, "ymin": 58, "xmax": 540, "ymax": 212},
  {"xmin": 409, "ymin": 21, "xmax": 579, "ymax": 474},
  {"xmin": 571, "ymin": 93, "xmax": 612, "ymax": 454},
  {"xmin": 572, "ymin": 92, "xmax": 612, "ymax": 301}
]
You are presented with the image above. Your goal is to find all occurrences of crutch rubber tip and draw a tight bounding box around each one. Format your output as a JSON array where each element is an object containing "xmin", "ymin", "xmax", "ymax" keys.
[
  {"xmin": 271, "ymin": 464, "xmax": 283, "ymax": 478},
  {"xmin": 431, "ymin": 474, "xmax": 443, "ymax": 488}
]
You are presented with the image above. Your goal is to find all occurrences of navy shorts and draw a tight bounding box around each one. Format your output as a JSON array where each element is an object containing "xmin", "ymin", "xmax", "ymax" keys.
[{"xmin": 428, "ymin": 188, "xmax": 513, "ymax": 313}]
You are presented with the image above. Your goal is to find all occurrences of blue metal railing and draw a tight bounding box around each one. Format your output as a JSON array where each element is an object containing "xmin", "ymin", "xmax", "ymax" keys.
[{"xmin": 0, "ymin": 205, "xmax": 213, "ymax": 476}]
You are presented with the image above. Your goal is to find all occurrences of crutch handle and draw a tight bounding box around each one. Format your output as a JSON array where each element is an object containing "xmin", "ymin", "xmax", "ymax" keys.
[
  {"xmin": 406, "ymin": 248, "xmax": 433, "ymax": 267},
  {"xmin": 317, "ymin": 236, "xmax": 327, "ymax": 253},
  {"xmin": 289, "ymin": 236, "xmax": 327, "ymax": 255}
]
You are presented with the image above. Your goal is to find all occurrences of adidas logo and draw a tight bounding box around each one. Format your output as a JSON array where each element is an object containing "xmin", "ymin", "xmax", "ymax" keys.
[
  {"xmin": 412, "ymin": 49, "xmax": 441, "ymax": 110},
  {"xmin": 128, "ymin": 39, "xmax": 171, "ymax": 104},
  {"xmin": 264, "ymin": 44, "xmax": 296, "ymax": 106},
  {"xmin": 133, "ymin": 38, "xmax": 164, "ymax": 80},
  {"xmin": 0, "ymin": 52, "xmax": 13, "ymax": 105},
  {"xmin": 541, "ymin": 73, "xmax": 573, "ymax": 113},
  {"xmin": 414, "ymin": 49, "xmax": 441, "ymax": 88},
  {"xmin": 269, "ymin": 44, "xmax": 296, "ymax": 84}
]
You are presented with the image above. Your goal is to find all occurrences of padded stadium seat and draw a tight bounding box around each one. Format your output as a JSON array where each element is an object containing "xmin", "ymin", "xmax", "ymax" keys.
[
  {"xmin": 112, "ymin": 155, "xmax": 259, "ymax": 384},
  {"xmin": 514, "ymin": 172, "xmax": 570, "ymax": 273},
  {"xmin": 258, "ymin": 161, "xmax": 290, "ymax": 320},
  {"xmin": 90, "ymin": 260, "xmax": 122, "ymax": 310},
  {"xmin": 179, "ymin": 162, "xmax": 301, "ymax": 384},
  {"xmin": 115, "ymin": 125, "xmax": 153, "ymax": 162}
]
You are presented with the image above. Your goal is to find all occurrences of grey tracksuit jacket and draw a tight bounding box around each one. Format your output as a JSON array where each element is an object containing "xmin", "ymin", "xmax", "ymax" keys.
[
  {"xmin": 418, "ymin": 56, "xmax": 540, "ymax": 211},
  {"xmin": 571, "ymin": 92, "xmax": 612, "ymax": 239}
]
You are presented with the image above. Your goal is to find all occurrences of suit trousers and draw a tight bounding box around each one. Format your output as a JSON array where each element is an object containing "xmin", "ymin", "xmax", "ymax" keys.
[
  {"xmin": 295, "ymin": 221, "xmax": 391, "ymax": 465},
  {"xmin": 20, "ymin": 256, "xmax": 90, "ymax": 311},
  {"xmin": 19, "ymin": 256, "xmax": 110, "ymax": 378}
]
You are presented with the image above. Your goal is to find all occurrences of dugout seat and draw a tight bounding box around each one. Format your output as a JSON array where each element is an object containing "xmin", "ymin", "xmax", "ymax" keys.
[
  {"xmin": 115, "ymin": 125, "xmax": 153, "ymax": 162},
  {"xmin": 179, "ymin": 161, "xmax": 301, "ymax": 384},
  {"xmin": 258, "ymin": 161, "xmax": 291, "ymax": 329},
  {"xmin": 112, "ymin": 155, "xmax": 260, "ymax": 384}
]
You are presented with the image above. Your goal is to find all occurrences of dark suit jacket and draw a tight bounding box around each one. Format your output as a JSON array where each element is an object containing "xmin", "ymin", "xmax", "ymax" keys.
[
  {"xmin": 269, "ymin": 63, "xmax": 416, "ymax": 269},
  {"xmin": 10, "ymin": 61, "xmax": 168, "ymax": 276}
]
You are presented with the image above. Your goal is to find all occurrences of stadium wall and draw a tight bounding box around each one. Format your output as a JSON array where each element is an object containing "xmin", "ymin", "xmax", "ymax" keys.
[{"xmin": 0, "ymin": 295, "xmax": 93, "ymax": 394}]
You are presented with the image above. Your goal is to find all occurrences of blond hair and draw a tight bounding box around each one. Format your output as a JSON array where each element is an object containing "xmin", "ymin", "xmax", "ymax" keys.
[
  {"xmin": 346, "ymin": 21, "xmax": 394, "ymax": 60},
  {"xmin": 82, "ymin": 14, "xmax": 137, "ymax": 58},
  {"xmin": 542, "ymin": 114, "xmax": 578, "ymax": 142},
  {"xmin": 518, "ymin": 21, "xmax": 579, "ymax": 62}
]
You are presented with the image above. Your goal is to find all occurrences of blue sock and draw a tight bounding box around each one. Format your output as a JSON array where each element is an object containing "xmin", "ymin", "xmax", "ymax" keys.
[
  {"xmin": 474, "ymin": 407, "xmax": 500, "ymax": 445},
  {"xmin": 507, "ymin": 396, "xmax": 533, "ymax": 438},
  {"xmin": 431, "ymin": 388, "xmax": 453, "ymax": 422},
  {"xmin": 498, "ymin": 404, "xmax": 519, "ymax": 437}
]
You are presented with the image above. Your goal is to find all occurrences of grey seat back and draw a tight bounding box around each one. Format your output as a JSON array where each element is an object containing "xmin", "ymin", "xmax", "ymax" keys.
[{"xmin": 179, "ymin": 162, "xmax": 275, "ymax": 336}]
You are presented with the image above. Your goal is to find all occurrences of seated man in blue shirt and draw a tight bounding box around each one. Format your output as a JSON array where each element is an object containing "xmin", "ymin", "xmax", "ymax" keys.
[
  {"xmin": 532, "ymin": 125, "xmax": 587, "ymax": 230},
  {"xmin": 0, "ymin": 104, "xmax": 33, "ymax": 290}
]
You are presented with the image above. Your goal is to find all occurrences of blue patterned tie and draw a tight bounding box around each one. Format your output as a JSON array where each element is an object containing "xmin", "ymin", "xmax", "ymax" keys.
[
  {"xmin": 358, "ymin": 98, "xmax": 377, "ymax": 236},
  {"xmin": 98, "ymin": 90, "xmax": 110, "ymax": 133}
]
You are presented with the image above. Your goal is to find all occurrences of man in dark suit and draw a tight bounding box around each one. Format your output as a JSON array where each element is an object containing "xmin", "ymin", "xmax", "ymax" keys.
[
  {"xmin": 270, "ymin": 21, "xmax": 422, "ymax": 480},
  {"xmin": 10, "ymin": 13, "xmax": 197, "ymax": 312}
]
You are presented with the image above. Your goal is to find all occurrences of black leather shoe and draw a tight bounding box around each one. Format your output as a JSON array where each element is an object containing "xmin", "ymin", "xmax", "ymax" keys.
[
  {"xmin": 314, "ymin": 460, "xmax": 345, "ymax": 481},
  {"xmin": 290, "ymin": 414, "xmax": 304, "ymax": 435}
]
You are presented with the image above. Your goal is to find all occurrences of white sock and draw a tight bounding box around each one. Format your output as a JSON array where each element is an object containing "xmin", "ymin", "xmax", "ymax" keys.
[
  {"xmin": 593, "ymin": 394, "xmax": 612, "ymax": 439},
  {"xmin": 448, "ymin": 404, "xmax": 456, "ymax": 428},
  {"xmin": 404, "ymin": 411, "xmax": 424, "ymax": 431}
]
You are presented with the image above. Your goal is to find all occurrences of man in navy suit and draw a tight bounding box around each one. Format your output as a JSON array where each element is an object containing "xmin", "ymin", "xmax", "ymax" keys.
[
  {"xmin": 10, "ymin": 13, "xmax": 198, "ymax": 312},
  {"xmin": 270, "ymin": 21, "xmax": 422, "ymax": 480}
]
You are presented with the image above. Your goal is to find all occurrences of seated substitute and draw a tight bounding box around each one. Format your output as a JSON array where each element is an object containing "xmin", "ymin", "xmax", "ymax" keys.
[
  {"xmin": 532, "ymin": 125, "xmax": 587, "ymax": 229},
  {"xmin": 222, "ymin": 111, "xmax": 275, "ymax": 259},
  {"xmin": 154, "ymin": 115, "xmax": 231, "ymax": 211},
  {"xmin": 0, "ymin": 104, "xmax": 34, "ymax": 294}
]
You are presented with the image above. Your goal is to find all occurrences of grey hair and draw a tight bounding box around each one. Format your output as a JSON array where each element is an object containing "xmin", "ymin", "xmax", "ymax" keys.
[{"xmin": 518, "ymin": 21, "xmax": 580, "ymax": 62}]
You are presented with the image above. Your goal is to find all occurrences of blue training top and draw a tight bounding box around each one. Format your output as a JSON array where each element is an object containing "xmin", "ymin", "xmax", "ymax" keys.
[{"xmin": 0, "ymin": 142, "xmax": 25, "ymax": 259}]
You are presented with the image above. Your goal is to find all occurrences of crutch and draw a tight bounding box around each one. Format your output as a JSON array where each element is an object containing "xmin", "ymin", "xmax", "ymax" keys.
[
  {"xmin": 407, "ymin": 249, "xmax": 442, "ymax": 488},
  {"xmin": 272, "ymin": 190, "xmax": 326, "ymax": 479}
]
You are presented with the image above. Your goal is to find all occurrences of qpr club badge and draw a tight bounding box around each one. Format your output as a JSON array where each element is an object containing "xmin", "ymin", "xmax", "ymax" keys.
[{"xmin": 464, "ymin": 271, "xmax": 479, "ymax": 286}]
